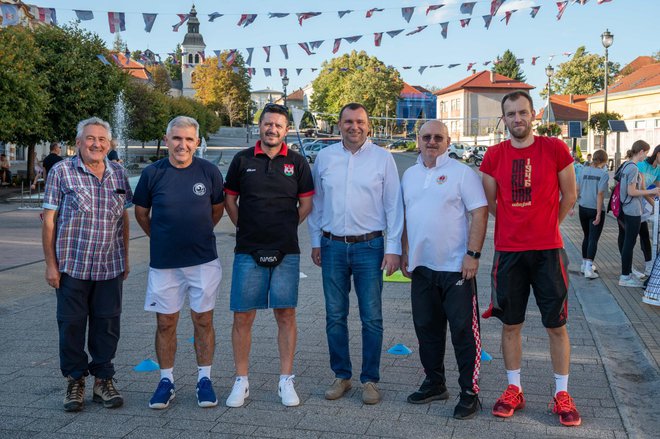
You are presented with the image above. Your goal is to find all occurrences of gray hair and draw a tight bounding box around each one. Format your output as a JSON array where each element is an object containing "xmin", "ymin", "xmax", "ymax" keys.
[
  {"xmin": 166, "ymin": 116, "xmax": 199, "ymax": 138},
  {"xmin": 76, "ymin": 117, "xmax": 112, "ymax": 140}
]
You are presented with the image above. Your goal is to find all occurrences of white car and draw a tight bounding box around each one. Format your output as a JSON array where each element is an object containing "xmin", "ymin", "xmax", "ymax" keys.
[{"xmin": 448, "ymin": 143, "xmax": 469, "ymax": 159}]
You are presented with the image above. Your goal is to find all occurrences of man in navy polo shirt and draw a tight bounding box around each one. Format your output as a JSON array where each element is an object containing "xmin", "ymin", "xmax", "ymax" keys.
[
  {"xmin": 133, "ymin": 116, "xmax": 225, "ymax": 410},
  {"xmin": 223, "ymin": 103, "xmax": 314, "ymax": 407}
]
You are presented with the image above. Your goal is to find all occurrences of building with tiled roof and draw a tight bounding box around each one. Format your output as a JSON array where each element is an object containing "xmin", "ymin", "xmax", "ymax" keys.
[
  {"xmin": 110, "ymin": 53, "xmax": 151, "ymax": 83},
  {"xmin": 434, "ymin": 70, "xmax": 534, "ymax": 143},
  {"xmin": 586, "ymin": 60, "xmax": 660, "ymax": 152},
  {"xmin": 397, "ymin": 82, "xmax": 436, "ymax": 133}
]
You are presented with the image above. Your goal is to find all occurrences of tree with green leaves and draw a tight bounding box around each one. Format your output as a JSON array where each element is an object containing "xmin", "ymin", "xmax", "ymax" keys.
[
  {"xmin": 165, "ymin": 44, "xmax": 183, "ymax": 81},
  {"xmin": 192, "ymin": 51, "xmax": 251, "ymax": 127},
  {"xmin": 493, "ymin": 50, "xmax": 526, "ymax": 82},
  {"xmin": 124, "ymin": 82, "xmax": 170, "ymax": 148},
  {"xmin": 588, "ymin": 112, "xmax": 622, "ymax": 136},
  {"xmin": 542, "ymin": 46, "xmax": 620, "ymax": 99},
  {"xmin": 149, "ymin": 64, "xmax": 173, "ymax": 94},
  {"xmin": 112, "ymin": 33, "xmax": 127, "ymax": 52},
  {"xmin": 310, "ymin": 50, "xmax": 403, "ymax": 126}
]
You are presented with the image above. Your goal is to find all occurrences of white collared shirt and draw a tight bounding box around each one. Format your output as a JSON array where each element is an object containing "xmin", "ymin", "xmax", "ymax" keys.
[
  {"xmin": 308, "ymin": 141, "xmax": 404, "ymax": 254},
  {"xmin": 402, "ymin": 152, "xmax": 487, "ymax": 272}
]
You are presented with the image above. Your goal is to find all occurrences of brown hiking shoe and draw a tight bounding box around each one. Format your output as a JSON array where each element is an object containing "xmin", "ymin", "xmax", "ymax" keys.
[
  {"xmin": 324, "ymin": 378, "xmax": 352, "ymax": 400},
  {"xmin": 93, "ymin": 378, "xmax": 124, "ymax": 408},
  {"xmin": 64, "ymin": 376, "xmax": 85, "ymax": 412},
  {"xmin": 362, "ymin": 382, "xmax": 381, "ymax": 405}
]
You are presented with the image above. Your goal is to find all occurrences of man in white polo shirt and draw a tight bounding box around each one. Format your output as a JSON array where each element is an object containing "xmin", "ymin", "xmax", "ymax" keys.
[{"xmin": 401, "ymin": 120, "xmax": 488, "ymax": 420}]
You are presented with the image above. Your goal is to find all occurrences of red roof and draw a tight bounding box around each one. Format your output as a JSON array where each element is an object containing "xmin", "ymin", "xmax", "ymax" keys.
[
  {"xmin": 110, "ymin": 53, "xmax": 150, "ymax": 81},
  {"xmin": 536, "ymin": 95, "xmax": 588, "ymax": 122},
  {"xmin": 434, "ymin": 70, "xmax": 534, "ymax": 96},
  {"xmin": 619, "ymin": 56, "xmax": 656, "ymax": 77},
  {"xmin": 591, "ymin": 62, "xmax": 660, "ymax": 98},
  {"xmin": 286, "ymin": 88, "xmax": 305, "ymax": 101}
]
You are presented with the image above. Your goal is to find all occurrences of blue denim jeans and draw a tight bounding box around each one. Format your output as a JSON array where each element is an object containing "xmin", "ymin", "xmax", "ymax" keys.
[{"xmin": 320, "ymin": 235, "xmax": 384, "ymax": 383}]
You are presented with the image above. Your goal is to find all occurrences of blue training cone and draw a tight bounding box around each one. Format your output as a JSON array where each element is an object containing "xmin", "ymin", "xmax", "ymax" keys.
[
  {"xmin": 134, "ymin": 359, "xmax": 159, "ymax": 372},
  {"xmin": 481, "ymin": 349, "xmax": 493, "ymax": 362},
  {"xmin": 387, "ymin": 343, "xmax": 413, "ymax": 355}
]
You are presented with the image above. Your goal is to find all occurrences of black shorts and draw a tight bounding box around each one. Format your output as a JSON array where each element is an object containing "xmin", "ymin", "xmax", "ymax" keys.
[{"xmin": 489, "ymin": 249, "xmax": 569, "ymax": 328}]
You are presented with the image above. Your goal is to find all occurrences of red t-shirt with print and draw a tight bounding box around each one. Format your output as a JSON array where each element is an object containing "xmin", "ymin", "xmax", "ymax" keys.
[{"xmin": 480, "ymin": 136, "xmax": 574, "ymax": 251}]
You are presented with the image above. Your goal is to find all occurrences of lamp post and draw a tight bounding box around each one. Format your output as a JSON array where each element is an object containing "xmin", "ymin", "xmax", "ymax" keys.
[
  {"xmin": 545, "ymin": 64, "xmax": 554, "ymax": 130},
  {"xmin": 601, "ymin": 29, "xmax": 614, "ymax": 154},
  {"xmin": 282, "ymin": 75, "xmax": 289, "ymax": 108}
]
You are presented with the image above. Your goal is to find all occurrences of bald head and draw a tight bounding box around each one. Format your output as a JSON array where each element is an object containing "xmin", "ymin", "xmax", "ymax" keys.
[{"xmin": 417, "ymin": 120, "xmax": 450, "ymax": 168}]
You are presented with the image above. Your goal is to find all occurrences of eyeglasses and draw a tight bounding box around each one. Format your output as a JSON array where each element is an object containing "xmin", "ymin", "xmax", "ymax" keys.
[
  {"xmin": 264, "ymin": 103, "xmax": 289, "ymax": 112},
  {"xmin": 420, "ymin": 134, "xmax": 445, "ymax": 143}
]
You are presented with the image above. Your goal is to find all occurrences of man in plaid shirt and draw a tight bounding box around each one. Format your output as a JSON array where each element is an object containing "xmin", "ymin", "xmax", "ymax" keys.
[{"xmin": 42, "ymin": 117, "xmax": 132, "ymax": 412}]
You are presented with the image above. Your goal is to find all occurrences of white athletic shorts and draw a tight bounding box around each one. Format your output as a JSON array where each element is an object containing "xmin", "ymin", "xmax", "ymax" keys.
[{"xmin": 144, "ymin": 258, "xmax": 222, "ymax": 314}]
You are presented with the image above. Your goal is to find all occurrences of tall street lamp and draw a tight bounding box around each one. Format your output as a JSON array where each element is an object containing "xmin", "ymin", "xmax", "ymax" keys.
[
  {"xmin": 282, "ymin": 75, "xmax": 289, "ymax": 108},
  {"xmin": 601, "ymin": 29, "xmax": 614, "ymax": 152},
  {"xmin": 545, "ymin": 64, "xmax": 555, "ymax": 128}
]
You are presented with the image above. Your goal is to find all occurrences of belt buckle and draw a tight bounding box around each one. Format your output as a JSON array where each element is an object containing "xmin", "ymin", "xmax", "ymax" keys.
[{"xmin": 344, "ymin": 235, "xmax": 351, "ymax": 244}]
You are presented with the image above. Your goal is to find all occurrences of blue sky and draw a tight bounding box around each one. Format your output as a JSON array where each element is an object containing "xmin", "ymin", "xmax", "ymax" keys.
[{"xmin": 31, "ymin": 0, "xmax": 657, "ymax": 108}]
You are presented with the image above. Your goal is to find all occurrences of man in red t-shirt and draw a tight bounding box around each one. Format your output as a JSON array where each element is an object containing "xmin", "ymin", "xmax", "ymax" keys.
[{"xmin": 480, "ymin": 91, "xmax": 580, "ymax": 427}]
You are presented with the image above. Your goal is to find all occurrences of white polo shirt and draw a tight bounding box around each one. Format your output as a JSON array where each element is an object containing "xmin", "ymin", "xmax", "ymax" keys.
[{"xmin": 402, "ymin": 152, "xmax": 487, "ymax": 272}]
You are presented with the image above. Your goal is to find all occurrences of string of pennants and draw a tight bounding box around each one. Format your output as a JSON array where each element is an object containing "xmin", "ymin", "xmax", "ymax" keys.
[{"xmin": 1, "ymin": 1, "xmax": 615, "ymax": 36}]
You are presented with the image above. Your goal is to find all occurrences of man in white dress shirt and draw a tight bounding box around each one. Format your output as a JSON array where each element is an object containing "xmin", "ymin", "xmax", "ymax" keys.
[
  {"xmin": 400, "ymin": 120, "xmax": 488, "ymax": 420},
  {"xmin": 308, "ymin": 102, "xmax": 404, "ymax": 405}
]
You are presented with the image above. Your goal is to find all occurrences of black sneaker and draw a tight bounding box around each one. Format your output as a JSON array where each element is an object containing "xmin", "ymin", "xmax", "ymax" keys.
[
  {"xmin": 64, "ymin": 376, "xmax": 85, "ymax": 412},
  {"xmin": 93, "ymin": 378, "xmax": 124, "ymax": 408},
  {"xmin": 407, "ymin": 377, "xmax": 449, "ymax": 404},
  {"xmin": 453, "ymin": 391, "xmax": 481, "ymax": 420}
]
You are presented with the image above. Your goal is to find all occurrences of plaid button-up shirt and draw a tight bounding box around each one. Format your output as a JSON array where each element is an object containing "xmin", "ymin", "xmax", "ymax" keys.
[{"xmin": 43, "ymin": 155, "xmax": 133, "ymax": 280}]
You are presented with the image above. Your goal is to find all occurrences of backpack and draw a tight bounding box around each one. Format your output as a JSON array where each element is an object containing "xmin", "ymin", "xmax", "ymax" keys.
[{"xmin": 608, "ymin": 163, "xmax": 632, "ymax": 218}]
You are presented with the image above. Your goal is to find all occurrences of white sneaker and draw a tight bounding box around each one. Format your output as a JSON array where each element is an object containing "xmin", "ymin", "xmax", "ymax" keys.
[
  {"xmin": 225, "ymin": 377, "xmax": 249, "ymax": 408},
  {"xmin": 632, "ymin": 268, "xmax": 648, "ymax": 280},
  {"xmin": 584, "ymin": 269, "xmax": 599, "ymax": 279},
  {"xmin": 592, "ymin": 263, "xmax": 598, "ymax": 272},
  {"xmin": 619, "ymin": 275, "xmax": 645, "ymax": 287},
  {"xmin": 278, "ymin": 375, "xmax": 300, "ymax": 407}
]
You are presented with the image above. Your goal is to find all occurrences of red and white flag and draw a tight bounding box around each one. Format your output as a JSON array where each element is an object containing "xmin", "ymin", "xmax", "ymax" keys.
[
  {"xmin": 332, "ymin": 38, "xmax": 342, "ymax": 54},
  {"xmin": 297, "ymin": 12, "xmax": 321, "ymax": 26},
  {"xmin": 374, "ymin": 32, "xmax": 383, "ymax": 47},
  {"xmin": 366, "ymin": 8, "xmax": 384, "ymax": 18},
  {"xmin": 172, "ymin": 14, "xmax": 189, "ymax": 32},
  {"xmin": 108, "ymin": 12, "xmax": 126, "ymax": 34},
  {"xmin": 556, "ymin": 1, "xmax": 568, "ymax": 20},
  {"xmin": 490, "ymin": 0, "xmax": 505, "ymax": 16},
  {"xmin": 263, "ymin": 46, "xmax": 271, "ymax": 62},
  {"xmin": 226, "ymin": 50, "xmax": 237, "ymax": 66},
  {"xmin": 237, "ymin": 14, "xmax": 257, "ymax": 27},
  {"xmin": 426, "ymin": 5, "xmax": 445, "ymax": 15},
  {"xmin": 460, "ymin": 18, "xmax": 471, "ymax": 28}
]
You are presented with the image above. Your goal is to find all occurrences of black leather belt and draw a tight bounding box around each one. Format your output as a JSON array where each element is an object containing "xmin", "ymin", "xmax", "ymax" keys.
[{"xmin": 322, "ymin": 231, "xmax": 383, "ymax": 243}]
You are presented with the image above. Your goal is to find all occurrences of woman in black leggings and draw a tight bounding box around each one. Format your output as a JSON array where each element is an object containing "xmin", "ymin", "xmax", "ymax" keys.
[{"xmin": 635, "ymin": 144, "xmax": 660, "ymax": 277}]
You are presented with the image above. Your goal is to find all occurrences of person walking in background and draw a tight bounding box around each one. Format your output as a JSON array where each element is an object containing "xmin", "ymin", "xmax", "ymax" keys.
[
  {"xmin": 576, "ymin": 149, "xmax": 609, "ymax": 279},
  {"xmin": 634, "ymin": 144, "xmax": 660, "ymax": 278}
]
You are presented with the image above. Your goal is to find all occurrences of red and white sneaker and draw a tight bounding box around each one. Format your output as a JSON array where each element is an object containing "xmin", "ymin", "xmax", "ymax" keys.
[
  {"xmin": 492, "ymin": 384, "xmax": 525, "ymax": 418},
  {"xmin": 552, "ymin": 391, "xmax": 581, "ymax": 426}
]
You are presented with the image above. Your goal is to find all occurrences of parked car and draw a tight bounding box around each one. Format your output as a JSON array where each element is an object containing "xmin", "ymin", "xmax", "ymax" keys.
[
  {"xmin": 462, "ymin": 146, "xmax": 488, "ymax": 163},
  {"xmin": 447, "ymin": 143, "xmax": 469, "ymax": 159},
  {"xmin": 302, "ymin": 137, "xmax": 341, "ymax": 163},
  {"xmin": 386, "ymin": 139, "xmax": 411, "ymax": 150}
]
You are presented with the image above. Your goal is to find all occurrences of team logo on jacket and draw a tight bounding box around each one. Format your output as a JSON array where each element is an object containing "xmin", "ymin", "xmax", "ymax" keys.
[
  {"xmin": 283, "ymin": 164, "xmax": 295, "ymax": 176},
  {"xmin": 193, "ymin": 183, "xmax": 207, "ymax": 196},
  {"xmin": 436, "ymin": 175, "xmax": 447, "ymax": 185}
]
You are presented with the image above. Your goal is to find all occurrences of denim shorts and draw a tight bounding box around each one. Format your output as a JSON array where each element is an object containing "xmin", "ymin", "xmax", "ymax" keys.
[{"xmin": 230, "ymin": 253, "xmax": 300, "ymax": 311}]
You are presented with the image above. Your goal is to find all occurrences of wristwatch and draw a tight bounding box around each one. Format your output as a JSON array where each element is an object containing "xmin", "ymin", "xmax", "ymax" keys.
[{"xmin": 466, "ymin": 250, "xmax": 481, "ymax": 259}]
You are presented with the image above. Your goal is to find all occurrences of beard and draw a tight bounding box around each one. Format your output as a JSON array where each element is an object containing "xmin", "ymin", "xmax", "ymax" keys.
[{"xmin": 509, "ymin": 123, "xmax": 532, "ymax": 141}]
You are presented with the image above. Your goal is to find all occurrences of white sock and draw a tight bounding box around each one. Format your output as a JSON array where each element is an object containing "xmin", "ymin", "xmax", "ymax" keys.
[
  {"xmin": 236, "ymin": 375, "xmax": 248, "ymax": 385},
  {"xmin": 581, "ymin": 260, "xmax": 587, "ymax": 271},
  {"xmin": 160, "ymin": 368, "xmax": 174, "ymax": 382},
  {"xmin": 585, "ymin": 260, "xmax": 593, "ymax": 272},
  {"xmin": 506, "ymin": 369, "xmax": 521, "ymax": 390},
  {"xmin": 554, "ymin": 373, "xmax": 569, "ymax": 395},
  {"xmin": 198, "ymin": 365, "xmax": 211, "ymax": 382},
  {"xmin": 279, "ymin": 374, "xmax": 293, "ymax": 382}
]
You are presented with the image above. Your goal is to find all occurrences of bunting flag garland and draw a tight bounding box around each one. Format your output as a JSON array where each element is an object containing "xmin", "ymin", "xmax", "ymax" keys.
[
  {"xmin": 344, "ymin": 35, "xmax": 362, "ymax": 44},
  {"xmin": 483, "ymin": 61, "xmax": 491, "ymax": 66},
  {"xmin": 460, "ymin": 2, "xmax": 477, "ymax": 15},
  {"xmin": 440, "ymin": 22, "xmax": 448, "ymax": 39},
  {"xmin": 142, "ymin": 13, "xmax": 157, "ymax": 32},
  {"xmin": 296, "ymin": 68, "xmax": 303, "ymax": 75},
  {"xmin": 172, "ymin": 14, "xmax": 188, "ymax": 32},
  {"xmin": 268, "ymin": 13, "xmax": 289, "ymax": 18},
  {"xmin": 483, "ymin": 14, "xmax": 493, "ymax": 29},
  {"xmin": 338, "ymin": 10, "xmax": 353, "ymax": 18},
  {"xmin": 280, "ymin": 44, "xmax": 289, "ymax": 60},
  {"xmin": 96, "ymin": 54, "xmax": 110, "ymax": 65},
  {"xmin": 401, "ymin": 7, "xmax": 414, "ymax": 23},
  {"xmin": 31, "ymin": 7, "xmax": 57, "ymax": 25},
  {"xmin": 531, "ymin": 56, "xmax": 540, "ymax": 65},
  {"xmin": 297, "ymin": 12, "xmax": 321, "ymax": 26},
  {"xmin": 374, "ymin": 32, "xmax": 383, "ymax": 47},
  {"xmin": 563, "ymin": 52, "xmax": 573, "ymax": 57},
  {"xmin": 556, "ymin": 1, "xmax": 568, "ymax": 20},
  {"xmin": 406, "ymin": 26, "xmax": 427, "ymax": 36},
  {"xmin": 264, "ymin": 68, "xmax": 271, "ymax": 76},
  {"xmin": 418, "ymin": 66, "xmax": 427, "ymax": 74},
  {"xmin": 298, "ymin": 42, "xmax": 314, "ymax": 55},
  {"xmin": 245, "ymin": 47, "xmax": 254, "ymax": 65},
  {"xmin": 208, "ymin": 12, "xmax": 222, "ymax": 22},
  {"xmin": 597, "ymin": 0, "xmax": 612, "ymax": 4},
  {"xmin": 448, "ymin": 64, "xmax": 460, "ymax": 68},
  {"xmin": 310, "ymin": 40, "xmax": 324, "ymax": 50},
  {"xmin": 108, "ymin": 12, "xmax": 126, "ymax": 34},
  {"xmin": 516, "ymin": 58, "xmax": 524, "ymax": 65},
  {"xmin": 213, "ymin": 49, "xmax": 221, "ymax": 61},
  {"xmin": 237, "ymin": 14, "xmax": 257, "ymax": 27},
  {"xmin": 0, "ymin": 4, "xmax": 19, "ymax": 26},
  {"xmin": 426, "ymin": 5, "xmax": 445, "ymax": 15},
  {"xmin": 74, "ymin": 10, "xmax": 93, "ymax": 21},
  {"xmin": 366, "ymin": 8, "xmax": 384, "ymax": 18},
  {"xmin": 460, "ymin": 18, "xmax": 471, "ymax": 28},
  {"xmin": 248, "ymin": 68, "xmax": 255, "ymax": 77},
  {"xmin": 530, "ymin": 6, "xmax": 541, "ymax": 18},
  {"xmin": 110, "ymin": 54, "xmax": 120, "ymax": 64},
  {"xmin": 279, "ymin": 68, "xmax": 287, "ymax": 77},
  {"xmin": 503, "ymin": 10, "xmax": 516, "ymax": 25},
  {"xmin": 226, "ymin": 49, "xmax": 237, "ymax": 66},
  {"xmin": 387, "ymin": 29, "xmax": 404, "ymax": 38},
  {"xmin": 332, "ymin": 38, "xmax": 341, "ymax": 54},
  {"xmin": 467, "ymin": 62, "xmax": 476, "ymax": 71},
  {"xmin": 263, "ymin": 46, "xmax": 271, "ymax": 62},
  {"xmin": 490, "ymin": 0, "xmax": 506, "ymax": 16},
  {"xmin": 402, "ymin": 66, "xmax": 412, "ymax": 70},
  {"xmin": 575, "ymin": 0, "xmax": 590, "ymax": 4},
  {"xmin": 168, "ymin": 53, "xmax": 178, "ymax": 64}
]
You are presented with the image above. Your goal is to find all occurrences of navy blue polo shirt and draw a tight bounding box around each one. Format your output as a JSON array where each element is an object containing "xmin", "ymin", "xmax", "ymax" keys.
[{"xmin": 224, "ymin": 141, "xmax": 314, "ymax": 254}]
